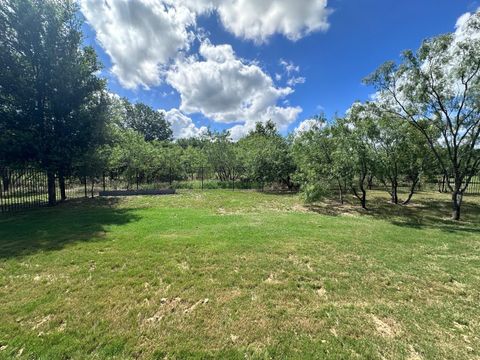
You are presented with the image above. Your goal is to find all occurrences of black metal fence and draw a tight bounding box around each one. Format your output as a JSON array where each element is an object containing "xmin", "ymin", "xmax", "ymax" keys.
[
  {"xmin": 0, "ymin": 167, "xmax": 89, "ymax": 213},
  {"xmin": 1, "ymin": 166, "xmax": 479, "ymax": 213},
  {"xmin": 436, "ymin": 175, "xmax": 480, "ymax": 195}
]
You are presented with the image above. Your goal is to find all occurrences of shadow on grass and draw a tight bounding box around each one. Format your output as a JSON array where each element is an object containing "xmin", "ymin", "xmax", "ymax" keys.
[
  {"xmin": 306, "ymin": 193, "xmax": 480, "ymax": 234},
  {"xmin": 0, "ymin": 197, "xmax": 140, "ymax": 260}
]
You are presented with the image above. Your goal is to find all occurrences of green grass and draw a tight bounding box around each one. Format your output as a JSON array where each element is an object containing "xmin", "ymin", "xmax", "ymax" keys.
[{"xmin": 0, "ymin": 190, "xmax": 479, "ymax": 359}]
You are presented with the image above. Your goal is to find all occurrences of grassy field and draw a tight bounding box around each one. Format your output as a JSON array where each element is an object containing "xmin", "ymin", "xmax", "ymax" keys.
[{"xmin": 0, "ymin": 190, "xmax": 479, "ymax": 359}]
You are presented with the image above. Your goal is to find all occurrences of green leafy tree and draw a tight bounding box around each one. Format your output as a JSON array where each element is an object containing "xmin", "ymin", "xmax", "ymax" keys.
[
  {"xmin": 365, "ymin": 11, "xmax": 480, "ymax": 219},
  {"xmin": 109, "ymin": 130, "xmax": 157, "ymax": 190},
  {"xmin": 293, "ymin": 116, "xmax": 350, "ymax": 203},
  {"xmin": 205, "ymin": 131, "xmax": 243, "ymax": 183},
  {"xmin": 0, "ymin": 0, "xmax": 107, "ymax": 204},
  {"xmin": 123, "ymin": 101, "xmax": 172, "ymax": 142},
  {"xmin": 238, "ymin": 121, "xmax": 296, "ymax": 190},
  {"xmin": 350, "ymin": 103, "xmax": 435, "ymax": 205},
  {"xmin": 335, "ymin": 108, "xmax": 377, "ymax": 210}
]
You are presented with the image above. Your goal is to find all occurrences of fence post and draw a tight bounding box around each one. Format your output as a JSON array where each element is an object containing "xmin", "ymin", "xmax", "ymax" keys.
[
  {"xmin": 201, "ymin": 166, "xmax": 204, "ymax": 190},
  {"xmin": 84, "ymin": 175, "xmax": 88, "ymax": 198},
  {"xmin": 0, "ymin": 168, "xmax": 4, "ymax": 213}
]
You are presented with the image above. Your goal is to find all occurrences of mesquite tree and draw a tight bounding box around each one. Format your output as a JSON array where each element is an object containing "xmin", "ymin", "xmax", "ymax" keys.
[{"xmin": 366, "ymin": 10, "xmax": 480, "ymax": 220}]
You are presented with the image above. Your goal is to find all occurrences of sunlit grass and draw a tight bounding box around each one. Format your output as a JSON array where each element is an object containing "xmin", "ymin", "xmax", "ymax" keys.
[{"xmin": 0, "ymin": 190, "xmax": 479, "ymax": 359}]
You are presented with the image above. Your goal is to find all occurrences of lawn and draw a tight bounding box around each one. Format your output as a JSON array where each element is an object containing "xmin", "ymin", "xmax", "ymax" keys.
[{"xmin": 0, "ymin": 190, "xmax": 479, "ymax": 359}]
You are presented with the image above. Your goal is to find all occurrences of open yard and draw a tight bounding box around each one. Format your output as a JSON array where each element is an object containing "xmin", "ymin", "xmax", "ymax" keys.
[{"xmin": 0, "ymin": 190, "xmax": 479, "ymax": 359}]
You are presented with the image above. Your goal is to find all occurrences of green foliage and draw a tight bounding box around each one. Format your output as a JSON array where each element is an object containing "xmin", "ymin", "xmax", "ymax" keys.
[
  {"xmin": 238, "ymin": 121, "xmax": 296, "ymax": 189},
  {"xmin": 123, "ymin": 101, "xmax": 172, "ymax": 142},
  {"xmin": 365, "ymin": 11, "xmax": 480, "ymax": 219},
  {"xmin": 204, "ymin": 131, "xmax": 243, "ymax": 182},
  {"xmin": 0, "ymin": 0, "xmax": 107, "ymax": 171}
]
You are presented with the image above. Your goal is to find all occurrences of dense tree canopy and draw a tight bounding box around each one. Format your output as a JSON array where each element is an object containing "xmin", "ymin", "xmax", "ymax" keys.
[{"xmin": 0, "ymin": 0, "xmax": 108, "ymax": 203}]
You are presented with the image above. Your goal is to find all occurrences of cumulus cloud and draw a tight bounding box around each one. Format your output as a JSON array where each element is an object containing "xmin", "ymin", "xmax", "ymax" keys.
[
  {"xmin": 166, "ymin": 41, "xmax": 301, "ymax": 139},
  {"xmin": 162, "ymin": 108, "xmax": 208, "ymax": 139},
  {"xmin": 454, "ymin": 8, "xmax": 480, "ymax": 42},
  {"xmin": 167, "ymin": 0, "xmax": 332, "ymax": 42},
  {"xmin": 215, "ymin": 0, "xmax": 331, "ymax": 43},
  {"xmin": 80, "ymin": 0, "xmax": 196, "ymax": 89},
  {"xmin": 80, "ymin": 1, "xmax": 324, "ymax": 137},
  {"xmin": 81, "ymin": 0, "xmax": 332, "ymax": 88}
]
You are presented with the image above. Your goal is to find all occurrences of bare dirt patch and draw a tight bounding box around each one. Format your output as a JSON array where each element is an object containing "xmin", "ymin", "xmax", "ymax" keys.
[{"xmin": 371, "ymin": 315, "xmax": 402, "ymax": 338}]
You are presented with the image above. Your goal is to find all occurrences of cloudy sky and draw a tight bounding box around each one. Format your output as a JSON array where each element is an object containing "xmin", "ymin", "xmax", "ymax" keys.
[{"xmin": 80, "ymin": 0, "xmax": 478, "ymax": 139}]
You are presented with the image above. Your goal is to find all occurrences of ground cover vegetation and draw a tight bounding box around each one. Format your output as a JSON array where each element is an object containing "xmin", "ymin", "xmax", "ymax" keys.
[{"xmin": 0, "ymin": 190, "xmax": 479, "ymax": 359}]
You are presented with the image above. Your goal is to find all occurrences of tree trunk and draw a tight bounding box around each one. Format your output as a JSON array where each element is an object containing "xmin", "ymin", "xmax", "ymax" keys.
[
  {"xmin": 391, "ymin": 179, "xmax": 398, "ymax": 204},
  {"xmin": 452, "ymin": 190, "xmax": 463, "ymax": 221},
  {"xmin": 360, "ymin": 189, "xmax": 367, "ymax": 210},
  {"xmin": 352, "ymin": 186, "xmax": 367, "ymax": 210},
  {"xmin": 337, "ymin": 179, "xmax": 344, "ymax": 204},
  {"xmin": 47, "ymin": 170, "xmax": 56, "ymax": 206},
  {"xmin": 59, "ymin": 172, "xmax": 67, "ymax": 201},
  {"xmin": 367, "ymin": 175, "xmax": 374, "ymax": 190},
  {"xmin": 403, "ymin": 176, "xmax": 419, "ymax": 205}
]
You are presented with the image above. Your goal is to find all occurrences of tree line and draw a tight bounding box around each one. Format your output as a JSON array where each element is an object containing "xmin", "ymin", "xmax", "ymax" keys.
[{"xmin": 1, "ymin": 0, "xmax": 479, "ymax": 220}]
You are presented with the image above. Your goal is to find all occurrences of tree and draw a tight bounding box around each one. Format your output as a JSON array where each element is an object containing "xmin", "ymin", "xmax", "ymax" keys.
[
  {"xmin": 123, "ymin": 101, "xmax": 172, "ymax": 142},
  {"xmin": 365, "ymin": 11, "xmax": 480, "ymax": 219},
  {"xmin": 333, "ymin": 112, "xmax": 376, "ymax": 210},
  {"xmin": 205, "ymin": 131, "xmax": 243, "ymax": 184},
  {"xmin": 181, "ymin": 146, "xmax": 205, "ymax": 181},
  {"xmin": 108, "ymin": 129, "xmax": 157, "ymax": 190},
  {"xmin": 352, "ymin": 104, "xmax": 435, "ymax": 205},
  {"xmin": 0, "ymin": 0, "xmax": 108, "ymax": 205},
  {"xmin": 293, "ymin": 116, "xmax": 351, "ymax": 203},
  {"xmin": 238, "ymin": 121, "xmax": 296, "ymax": 190}
]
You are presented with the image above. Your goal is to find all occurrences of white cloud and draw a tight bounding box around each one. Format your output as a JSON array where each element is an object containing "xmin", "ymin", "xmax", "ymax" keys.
[
  {"xmin": 294, "ymin": 118, "xmax": 325, "ymax": 136},
  {"xmin": 169, "ymin": 0, "xmax": 331, "ymax": 42},
  {"xmin": 215, "ymin": 0, "xmax": 331, "ymax": 43},
  {"xmin": 81, "ymin": 1, "xmax": 321, "ymax": 137},
  {"xmin": 80, "ymin": 0, "xmax": 196, "ymax": 89},
  {"xmin": 454, "ymin": 8, "xmax": 480, "ymax": 42},
  {"xmin": 162, "ymin": 108, "xmax": 208, "ymax": 139},
  {"xmin": 280, "ymin": 59, "xmax": 306, "ymax": 87},
  {"xmin": 166, "ymin": 41, "xmax": 301, "ymax": 140},
  {"xmin": 287, "ymin": 76, "xmax": 306, "ymax": 87},
  {"xmin": 81, "ymin": 0, "xmax": 332, "ymax": 88},
  {"xmin": 280, "ymin": 59, "xmax": 300, "ymax": 74}
]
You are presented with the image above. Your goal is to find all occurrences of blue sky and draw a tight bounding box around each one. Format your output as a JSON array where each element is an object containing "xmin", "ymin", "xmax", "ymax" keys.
[{"xmin": 80, "ymin": 0, "xmax": 479, "ymax": 138}]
